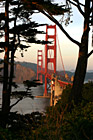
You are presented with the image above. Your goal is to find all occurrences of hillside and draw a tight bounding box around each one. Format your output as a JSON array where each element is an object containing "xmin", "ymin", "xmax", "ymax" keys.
[
  {"xmin": 17, "ymin": 61, "xmax": 93, "ymax": 82},
  {"xmin": 0, "ymin": 62, "xmax": 36, "ymax": 84},
  {"xmin": 14, "ymin": 63, "xmax": 36, "ymax": 83},
  {"xmin": 0, "ymin": 60, "xmax": 93, "ymax": 83},
  {"xmin": 17, "ymin": 61, "xmax": 37, "ymax": 73}
]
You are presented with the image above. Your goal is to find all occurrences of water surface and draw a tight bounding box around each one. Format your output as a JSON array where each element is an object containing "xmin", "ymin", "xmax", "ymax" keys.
[{"xmin": 0, "ymin": 84, "xmax": 50, "ymax": 114}]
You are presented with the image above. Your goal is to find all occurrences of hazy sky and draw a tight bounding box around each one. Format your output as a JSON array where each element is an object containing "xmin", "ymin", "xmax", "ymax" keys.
[
  {"xmin": 1, "ymin": 1, "xmax": 93, "ymax": 71},
  {"xmin": 14, "ymin": 1, "xmax": 93, "ymax": 71}
]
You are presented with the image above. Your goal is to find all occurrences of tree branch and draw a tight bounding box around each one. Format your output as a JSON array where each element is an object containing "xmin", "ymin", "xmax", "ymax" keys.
[
  {"xmin": 10, "ymin": 97, "xmax": 23, "ymax": 110},
  {"xmin": 68, "ymin": 0, "xmax": 85, "ymax": 16},
  {"xmin": 73, "ymin": 0, "xmax": 85, "ymax": 7},
  {"xmin": 41, "ymin": 10, "xmax": 80, "ymax": 47},
  {"xmin": 75, "ymin": 0, "xmax": 85, "ymax": 16},
  {"xmin": 87, "ymin": 50, "xmax": 93, "ymax": 58},
  {"xmin": 67, "ymin": 0, "xmax": 77, "ymax": 7}
]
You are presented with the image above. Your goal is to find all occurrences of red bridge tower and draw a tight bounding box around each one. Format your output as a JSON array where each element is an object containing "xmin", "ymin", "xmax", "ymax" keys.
[
  {"xmin": 37, "ymin": 50, "xmax": 43, "ymax": 83},
  {"xmin": 44, "ymin": 25, "xmax": 56, "ymax": 96}
]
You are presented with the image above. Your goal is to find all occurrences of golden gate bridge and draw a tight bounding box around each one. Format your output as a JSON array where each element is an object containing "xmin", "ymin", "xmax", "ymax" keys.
[{"xmin": 37, "ymin": 25, "xmax": 72, "ymax": 99}]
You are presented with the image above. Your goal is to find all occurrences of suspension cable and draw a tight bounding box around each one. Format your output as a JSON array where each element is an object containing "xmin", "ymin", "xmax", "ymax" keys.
[{"xmin": 57, "ymin": 31, "xmax": 66, "ymax": 76}]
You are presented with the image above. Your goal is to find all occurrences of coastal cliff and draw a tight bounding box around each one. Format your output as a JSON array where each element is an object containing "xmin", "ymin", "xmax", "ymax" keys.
[{"xmin": 14, "ymin": 63, "xmax": 36, "ymax": 83}]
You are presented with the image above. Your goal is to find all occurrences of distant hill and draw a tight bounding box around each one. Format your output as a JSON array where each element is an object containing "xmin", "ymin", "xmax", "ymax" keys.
[
  {"xmin": 0, "ymin": 62, "xmax": 36, "ymax": 84},
  {"xmin": 17, "ymin": 61, "xmax": 37, "ymax": 73},
  {"xmin": 17, "ymin": 61, "xmax": 93, "ymax": 82},
  {"xmin": 0, "ymin": 60, "xmax": 93, "ymax": 83},
  {"xmin": 14, "ymin": 63, "xmax": 36, "ymax": 83},
  {"xmin": 58, "ymin": 70, "xmax": 93, "ymax": 82},
  {"xmin": 85, "ymin": 72, "xmax": 93, "ymax": 82}
]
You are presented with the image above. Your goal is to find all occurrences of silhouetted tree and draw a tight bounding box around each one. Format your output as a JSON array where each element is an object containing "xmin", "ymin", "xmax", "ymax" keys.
[
  {"xmin": 2, "ymin": 0, "xmax": 10, "ymax": 117},
  {"xmin": 21, "ymin": 0, "xmax": 93, "ymax": 104},
  {"xmin": 0, "ymin": 0, "xmax": 48, "ymax": 122}
]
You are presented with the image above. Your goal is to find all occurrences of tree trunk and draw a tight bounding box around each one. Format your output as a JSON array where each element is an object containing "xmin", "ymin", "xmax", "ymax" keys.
[
  {"xmin": 8, "ymin": 2, "xmax": 19, "ymax": 112},
  {"xmin": 2, "ymin": 0, "xmax": 10, "ymax": 116},
  {"xmin": 8, "ymin": 16, "xmax": 17, "ymax": 111},
  {"xmin": 71, "ymin": 0, "xmax": 90, "ymax": 104},
  {"xmin": 71, "ymin": 46, "xmax": 88, "ymax": 104},
  {"xmin": 8, "ymin": 50, "xmax": 15, "ymax": 111}
]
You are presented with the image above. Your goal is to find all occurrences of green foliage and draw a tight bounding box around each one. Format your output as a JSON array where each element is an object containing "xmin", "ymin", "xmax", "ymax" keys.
[
  {"xmin": 0, "ymin": 82, "xmax": 93, "ymax": 140},
  {"xmin": 59, "ymin": 84, "xmax": 72, "ymax": 104},
  {"xmin": 34, "ymin": 102, "xmax": 93, "ymax": 140},
  {"xmin": 61, "ymin": 101, "xmax": 93, "ymax": 140},
  {"xmin": 23, "ymin": 80, "xmax": 43, "ymax": 91},
  {"xmin": 0, "ymin": 127, "xmax": 13, "ymax": 140},
  {"xmin": 82, "ymin": 82, "xmax": 93, "ymax": 102},
  {"xmin": 33, "ymin": 82, "xmax": 93, "ymax": 140},
  {"xmin": 22, "ymin": 0, "xmax": 69, "ymax": 15},
  {"xmin": 0, "ymin": 111, "xmax": 44, "ymax": 140}
]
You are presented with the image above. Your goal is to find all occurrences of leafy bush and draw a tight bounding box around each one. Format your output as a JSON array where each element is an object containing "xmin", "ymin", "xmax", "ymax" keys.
[
  {"xmin": 33, "ymin": 82, "xmax": 93, "ymax": 140},
  {"xmin": 0, "ymin": 111, "xmax": 44, "ymax": 140},
  {"xmin": 82, "ymin": 82, "xmax": 93, "ymax": 102},
  {"xmin": 0, "ymin": 82, "xmax": 93, "ymax": 140}
]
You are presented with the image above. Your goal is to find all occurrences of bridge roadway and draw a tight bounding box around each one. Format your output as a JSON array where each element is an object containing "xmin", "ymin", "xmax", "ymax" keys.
[{"xmin": 37, "ymin": 69, "xmax": 71, "ymax": 87}]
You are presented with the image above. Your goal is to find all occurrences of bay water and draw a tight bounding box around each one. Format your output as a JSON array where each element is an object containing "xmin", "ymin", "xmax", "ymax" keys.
[{"xmin": 0, "ymin": 84, "xmax": 50, "ymax": 114}]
